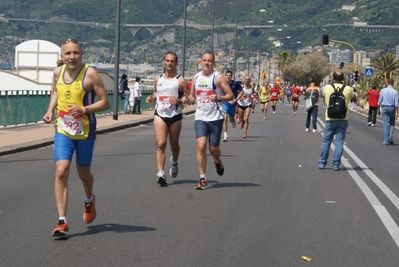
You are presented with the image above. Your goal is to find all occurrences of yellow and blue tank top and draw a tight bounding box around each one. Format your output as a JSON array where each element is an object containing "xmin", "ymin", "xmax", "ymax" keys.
[{"xmin": 55, "ymin": 63, "xmax": 96, "ymax": 140}]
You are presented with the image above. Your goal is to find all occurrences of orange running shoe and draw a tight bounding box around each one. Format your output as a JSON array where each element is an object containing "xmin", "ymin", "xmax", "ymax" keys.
[
  {"xmin": 83, "ymin": 195, "xmax": 96, "ymax": 224},
  {"xmin": 52, "ymin": 220, "xmax": 69, "ymax": 237},
  {"xmin": 195, "ymin": 178, "xmax": 208, "ymax": 190}
]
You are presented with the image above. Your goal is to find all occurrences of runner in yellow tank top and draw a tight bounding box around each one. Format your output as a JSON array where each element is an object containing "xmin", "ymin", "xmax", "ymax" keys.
[
  {"xmin": 56, "ymin": 63, "xmax": 93, "ymax": 140},
  {"xmin": 42, "ymin": 39, "xmax": 110, "ymax": 237}
]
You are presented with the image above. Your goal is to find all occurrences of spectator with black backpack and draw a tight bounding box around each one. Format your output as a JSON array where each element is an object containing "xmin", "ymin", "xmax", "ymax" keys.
[
  {"xmin": 318, "ymin": 71, "xmax": 354, "ymax": 171},
  {"xmin": 120, "ymin": 73, "xmax": 131, "ymax": 114}
]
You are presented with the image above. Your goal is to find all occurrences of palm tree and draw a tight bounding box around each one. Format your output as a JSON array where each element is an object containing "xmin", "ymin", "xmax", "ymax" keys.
[
  {"xmin": 277, "ymin": 51, "xmax": 295, "ymax": 84},
  {"xmin": 371, "ymin": 53, "xmax": 399, "ymax": 82}
]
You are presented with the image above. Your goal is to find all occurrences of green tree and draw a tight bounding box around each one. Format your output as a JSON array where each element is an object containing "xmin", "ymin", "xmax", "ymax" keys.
[
  {"xmin": 285, "ymin": 51, "xmax": 330, "ymax": 85},
  {"xmin": 371, "ymin": 53, "xmax": 399, "ymax": 82}
]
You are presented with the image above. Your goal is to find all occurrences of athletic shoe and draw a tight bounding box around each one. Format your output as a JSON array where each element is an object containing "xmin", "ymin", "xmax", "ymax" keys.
[
  {"xmin": 195, "ymin": 178, "xmax": 208, "ymax": 190},
  {"xmin": 305, "ymin": 128, "xmax": 309, "ymax": 132},
  {"xmin": 367, "ymin": 122, "xmax": 372, "ymax": 126},
  {"xmin": 231, "ymin": 121, "xmax": 236, "ymax": 128},
  {"xmin": 83, "ymin": 195, "xmax": 96, "ymax": 224},
  {"xmin": 273, "ymin": 111, "xmax": 275, "ymax": 114},
  {"xmin": 169, "ymin": 156, "xmax": 178, "ymax": 178},
  {"xmin": 240, "ymin": 122, "xmax": 244, "ymax": 129},
  {"xmin": 312, "ymin": 129, "xmax": 317, "ymax": 133},
  {"xmin": 371, "ymin": 124, "xmax": 375, "ymax": 127},
  {"xmin": 332, "ymin": 165, "xmax": 340, "ymax": 171},
  {"xmin": 222, "ymin": 136, "xmax": 228, "ymax": 142},
  {"xmin": 52, "ymin": 220, "xmax": 69, "ymax": 237},
  {"xmin": 252, "ymin": 110, "xmax": 254, "ymax": 113},
  {"xmin": 263, "ymin": 116, "xmax": 266, "ymax": 120},
  {"xmin": 214, "ymin": 159, "xmax": 224, "ymax": 176},
  {"xmin": 318, "ymin": 163, "xmax": 325, "ymax": 169},
  {"xmin": 389, "ymin": 139, "xmax": 394, "ymax": 145},
  {"xmin": 243, "ymin": 133, "xmax": 247, "ymax": 138},
  {"xmin": 294, "ymin": 112, "xmax": 296, "ymax": 115},
  {"xmin": 157, "ymin": 173, "xmax": 168, "ymax": 186}
]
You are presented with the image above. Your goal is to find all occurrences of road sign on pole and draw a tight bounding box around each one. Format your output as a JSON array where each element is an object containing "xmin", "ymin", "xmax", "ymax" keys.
[{"xmin": 365, "ymin": 67, "xmax": 374, "ymax": 77}]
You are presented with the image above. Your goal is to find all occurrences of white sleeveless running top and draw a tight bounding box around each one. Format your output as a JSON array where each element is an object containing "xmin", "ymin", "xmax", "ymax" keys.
[
  {"xmin": 237, "ymin": 87, "xmax": 253, "ymax": 106},
  {"xmin": 155, "ymin": 74, "xmax": 182, "ymax": 118},
  {"xmin": 194, "ymin": 71, "xmax": 224, "ymax": 121}
]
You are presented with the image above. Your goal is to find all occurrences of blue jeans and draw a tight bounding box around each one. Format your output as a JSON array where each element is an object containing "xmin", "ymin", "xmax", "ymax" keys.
[
  {"xmin": 123, "ymin": 91, "xmax": 131, "ymax": 112},
  {"xmin": 319, "ymin": 120, "xmax": 349, "ymax": 167},
  {"xmin": 133, "ymin": 97, "xmax": 141, "ymax": 114},
  {"xmin": 381, "ymin": 106, "xmax": 395, "ymax": 144},
  {"xmin": 306, "ymin": 105, "xmax": 318, "ymax": 130}
]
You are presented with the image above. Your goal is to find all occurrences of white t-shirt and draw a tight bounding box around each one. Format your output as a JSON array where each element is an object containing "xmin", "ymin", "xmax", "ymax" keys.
[
  {"xmin": 133, "ymin": 82, "xmax": 141, "ymax": 97},
  {"xmin": 193, "ymin": 71, "xmax": 224, "ymax": 121},
  {"xmin": 155, "ymin": 74, "xmax": 182, "ymax": 118}
]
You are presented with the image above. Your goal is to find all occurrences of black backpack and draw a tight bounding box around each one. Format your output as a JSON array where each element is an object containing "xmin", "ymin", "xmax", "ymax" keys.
[{"xmin": 327, "ymin": 83, "xmax": 347, "ymax": 119}]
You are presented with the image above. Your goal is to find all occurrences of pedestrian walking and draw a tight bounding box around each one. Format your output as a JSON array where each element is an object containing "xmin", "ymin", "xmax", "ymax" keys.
[
  {"xmin": 318, "ymin": 71, "xmax": 354, "ymax": 171},
  {"xmin": 378, "ymin": 79, "xmax": 399, "ymax": 145},
  {"xmin": 366, "ymin": 85, "xmax": 380, "ymax": 127},
  {"xmin": 304, "ymin": 82, "xmax": 320, "ymax": 133}
]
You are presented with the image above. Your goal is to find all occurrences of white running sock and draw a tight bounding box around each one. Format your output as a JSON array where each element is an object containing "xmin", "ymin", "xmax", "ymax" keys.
[
  {"xmin": 85, "ymin": 195, "xmax": 94, "ymax": 203},
  {"xmin": 59, "ymin": 216, "xmax": 67, "ymax": 223}
]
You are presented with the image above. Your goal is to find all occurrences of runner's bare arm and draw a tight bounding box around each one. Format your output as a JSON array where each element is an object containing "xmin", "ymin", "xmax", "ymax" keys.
[
  {"xmin": 81, "ymin": 67, "xmax": 110, "ymax": 114},
  {"xmin": 42, "ymin": 68, "xmax": 61, "ymax": 123},
  {"xmin": 215, "ymin": 74, "xmax": 233, "ymax": 102}
]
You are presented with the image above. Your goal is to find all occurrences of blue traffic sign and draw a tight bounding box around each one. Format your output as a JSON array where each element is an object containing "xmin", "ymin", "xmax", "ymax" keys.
[{"xmin": 365, "ymin": 67, "xmax": 374, "ymax": 76}]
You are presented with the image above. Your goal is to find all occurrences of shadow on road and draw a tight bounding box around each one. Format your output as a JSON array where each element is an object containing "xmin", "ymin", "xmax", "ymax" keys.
[{"xmin": 55, "ymin": 223, "xmax": 156, "ymax": 240}]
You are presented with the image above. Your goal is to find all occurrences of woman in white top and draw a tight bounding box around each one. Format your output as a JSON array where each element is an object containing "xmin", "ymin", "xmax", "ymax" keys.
[{"xmin": 236, "ymin": 76, "xmax": 254, "ymax": 138}]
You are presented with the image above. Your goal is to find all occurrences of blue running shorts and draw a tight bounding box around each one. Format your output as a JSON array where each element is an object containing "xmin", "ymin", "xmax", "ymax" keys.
[
  {"xmin": 222, "ymin": 103, "xmax": 237, "ymax": 118},
  {"xmin": 194, "ymin": 119, "xmax": 224, "ymax": 147},
  {"xmin": 54, "ymin": 132, "xmax": 96, "ymax": 167}
]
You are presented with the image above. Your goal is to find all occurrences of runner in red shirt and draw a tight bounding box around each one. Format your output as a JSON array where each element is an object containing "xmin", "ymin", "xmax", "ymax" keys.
[
  {"xmin": 290, "ymin": 84, "xmax": 301, "ymax": 115},
  {"xmin": 270, "ymin": 83, "xmax": 281, "ymax": 114}
]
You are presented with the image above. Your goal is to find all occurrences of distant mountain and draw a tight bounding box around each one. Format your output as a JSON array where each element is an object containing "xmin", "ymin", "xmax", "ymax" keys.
[{"xmin": 0, "ymin": 0, "xmax": 399, "ymax": 65}]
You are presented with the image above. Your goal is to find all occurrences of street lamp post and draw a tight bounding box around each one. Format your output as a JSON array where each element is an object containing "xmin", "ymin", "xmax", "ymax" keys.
[
  {"xmin": 182, "ymin": 0, "xmax": 187, "ymax": 77},
  {"xmin": 113, "ymin": 0, "xmax": 122, "ymax": 120},
  {"xmin": 247, "ymin": 9, "xmax": 266, "ymax": 76},
  {"xmin": 211, "ymin": 0, "xmax": 215, "ymax": 53},
  {"xmin": 233, "ymin": 0, "xmax": 239, "ymax": 79}
]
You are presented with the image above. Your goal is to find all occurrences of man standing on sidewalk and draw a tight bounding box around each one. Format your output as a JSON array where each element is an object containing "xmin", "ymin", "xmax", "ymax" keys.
[
  {"xmin": 42, "ymin": 39, "xmax": 110, "ymax": 237},
  {"xmin": 318, "ymin": 71, "xmax": 354, "ymax": 171},
  {"xmin": 378, "ymin": 79, "xmax": 399, "ymax": 145},
  {"xmin": 187, "ymin": 51, "xmax": 233, "ymax": 190},
  {"xmin": 132, "ymin": 77, "xmax": 142, "ymax": 114},
  {"xmin": 366, "ymin": 85, "xmax": 380, "ymax": 127}
]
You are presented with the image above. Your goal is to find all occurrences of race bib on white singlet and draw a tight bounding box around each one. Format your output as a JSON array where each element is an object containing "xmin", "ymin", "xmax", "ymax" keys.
[
  {"xmin": 158, "ymin": 95, "xmax": 172, "ymax": 110},
  {"xmin": 196, "ymin": 89, "xmax": 214, "ymax": 111},
  {"xmin": 59, "ymin": 112, "xmax": 83, "ymax": 136}
]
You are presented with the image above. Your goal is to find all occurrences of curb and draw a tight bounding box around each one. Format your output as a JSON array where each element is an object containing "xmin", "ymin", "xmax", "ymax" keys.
[{"xmin": 0, "ymin": 109, "xmax": 195, "ymax": 157}]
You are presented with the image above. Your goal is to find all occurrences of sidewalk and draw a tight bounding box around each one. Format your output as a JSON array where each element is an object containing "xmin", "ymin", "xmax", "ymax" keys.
[{"xmin": 0, "ymin": 106, "xmax": 196, "ymax": 156}]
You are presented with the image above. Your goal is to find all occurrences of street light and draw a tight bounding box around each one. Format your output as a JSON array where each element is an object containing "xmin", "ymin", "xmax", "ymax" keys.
[
  {"xmin": 247, "ymin": 9, "xmax": 266, "ymax": 76},
  {"xmin": 182, "ymin": 0, "xmax": 187, "ymax": 77},
  {"xmin": 211, "ymin": 0, "xmax": 215, "ymax": 52}
]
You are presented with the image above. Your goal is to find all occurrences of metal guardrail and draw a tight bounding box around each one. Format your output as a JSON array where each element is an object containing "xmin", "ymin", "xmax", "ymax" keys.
[{"xmin": 0, "ymin": 90, "xmax": 153, "ymax": 127}]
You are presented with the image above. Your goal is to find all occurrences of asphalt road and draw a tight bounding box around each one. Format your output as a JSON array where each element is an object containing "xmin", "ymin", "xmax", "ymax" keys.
[{"xmin": 1, "ymin": 102, "xmax": 399, "ymax": 267}]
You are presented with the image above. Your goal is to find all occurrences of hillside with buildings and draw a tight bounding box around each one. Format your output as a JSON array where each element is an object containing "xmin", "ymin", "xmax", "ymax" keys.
[{"xmin": 0, "ymin": 0, "xmax": 398, "ymax": 75}]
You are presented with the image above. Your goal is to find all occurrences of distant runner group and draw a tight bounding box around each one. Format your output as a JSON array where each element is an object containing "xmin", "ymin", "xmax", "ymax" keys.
[{"xmin": 43, "ymin": 40, "xmax": 397, "ymax": 238}]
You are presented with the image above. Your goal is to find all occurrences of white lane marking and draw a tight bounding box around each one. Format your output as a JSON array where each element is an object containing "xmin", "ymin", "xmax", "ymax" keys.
[{"xmin": 317, "ymin": 118, "xmax": 399, "ymax": 248}]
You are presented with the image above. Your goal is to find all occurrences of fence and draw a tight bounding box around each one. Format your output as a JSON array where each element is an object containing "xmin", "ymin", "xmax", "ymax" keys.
[{"xmin": 0, "ymin": 89, "xmax": 153, "ymax": 127}]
